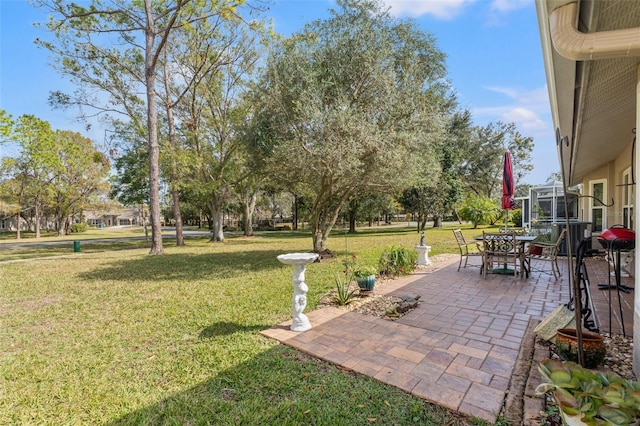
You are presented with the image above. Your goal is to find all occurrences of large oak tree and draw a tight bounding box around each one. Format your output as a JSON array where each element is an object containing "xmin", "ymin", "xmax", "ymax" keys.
[{"xmin": 256, "ymin": 0, "xmax": 452, "ymax": 253}]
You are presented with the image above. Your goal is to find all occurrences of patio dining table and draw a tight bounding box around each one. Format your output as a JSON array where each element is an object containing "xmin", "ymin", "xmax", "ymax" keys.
[{"xmin": 474, "ymin": 234, "xmax": 538, "ymax": 277}]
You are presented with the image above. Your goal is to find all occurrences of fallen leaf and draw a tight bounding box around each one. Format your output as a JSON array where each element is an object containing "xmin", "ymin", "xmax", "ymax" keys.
[
  {"xmin": 384, "ymin": 400, "xmax": 390, "ymax": 406},
  {"xmin": 367, "ymin": 418, "xmax": 377, "ymax": 422}
]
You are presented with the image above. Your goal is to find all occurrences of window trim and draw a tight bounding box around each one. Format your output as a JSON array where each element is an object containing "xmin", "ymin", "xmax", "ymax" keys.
[
  {"xmin": 621, "ymin": 168, "xmax": 634, "ymax": 230},
  {"xmin": 589, "ymin": 179, "xmax": 607, "ymax": 233}
]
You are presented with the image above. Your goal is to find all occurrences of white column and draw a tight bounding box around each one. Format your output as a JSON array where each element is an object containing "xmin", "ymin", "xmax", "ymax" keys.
[{"xmin": 633, "ymin": 65, "xmax": 640, "ymax": 377}]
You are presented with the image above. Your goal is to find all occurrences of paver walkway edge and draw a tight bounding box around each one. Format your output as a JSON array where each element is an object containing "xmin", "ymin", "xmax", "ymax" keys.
[{"xmin": 262, "ymin": 256, "xmax": 570, "ymax": 422}]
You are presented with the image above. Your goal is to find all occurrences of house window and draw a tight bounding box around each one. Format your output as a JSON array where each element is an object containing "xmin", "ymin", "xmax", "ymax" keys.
[
  {"xmin": 590, "ymin": 179, "xmax": 607, "ymax": 232},
  {"xmin": 622, "ymin": 168, "xmax": 634, "ymax": 230},
  {"xmin": 0, "ymin": 219, "xmax": 5, "ymax": 230}
]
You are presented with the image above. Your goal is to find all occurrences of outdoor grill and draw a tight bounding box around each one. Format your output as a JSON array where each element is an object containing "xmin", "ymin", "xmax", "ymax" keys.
[
  {"xmin": 597, "ymin": 226, "xmax": 635, "ymax": 251},
  {"xmin": 596, "ymin": 226, "xmax": 635, "ymax": 336}
]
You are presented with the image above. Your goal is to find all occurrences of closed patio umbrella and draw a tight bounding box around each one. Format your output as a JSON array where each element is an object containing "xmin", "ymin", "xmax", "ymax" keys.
[
  {"xmin": 494, "ymin": 151, "xmax": 516, "ymax": 274},
  {"xmin": 502, "ymin": 151, "xmax": 516, "ymax": 222}
]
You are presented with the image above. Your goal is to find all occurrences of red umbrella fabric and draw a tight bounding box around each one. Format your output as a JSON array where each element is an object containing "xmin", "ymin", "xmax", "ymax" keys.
[{"xmin": 502, "ymin": 151, "xmax": 515, "ymax": 210}]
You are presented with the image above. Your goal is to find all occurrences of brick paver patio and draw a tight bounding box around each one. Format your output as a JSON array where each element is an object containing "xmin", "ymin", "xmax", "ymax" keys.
[{"xmin": 262, "ymin": 253, "xmax": 633, "ymax": 423}]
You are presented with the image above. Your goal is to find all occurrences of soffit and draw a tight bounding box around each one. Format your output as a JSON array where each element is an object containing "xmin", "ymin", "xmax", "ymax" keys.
[
  {"xmin": 572, "ymin": 0, "xmax": 640, "ymax": 183},
  {"xmin": 542, "ymin": 0, "xmax": 640, "ymax": 185}
]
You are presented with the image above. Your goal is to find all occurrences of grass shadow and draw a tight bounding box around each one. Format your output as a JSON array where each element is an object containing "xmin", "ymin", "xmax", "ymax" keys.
[
  {"xmin": 106, "ymin": 345, "xmax": 477, "ymax": 426},
  {"xmin": 78, "ymin": 249, "xmax": 298, "ymax": 282},
  {"xmin": 199, "ymin": 321, "xmax": 268, "ymax": 338}
]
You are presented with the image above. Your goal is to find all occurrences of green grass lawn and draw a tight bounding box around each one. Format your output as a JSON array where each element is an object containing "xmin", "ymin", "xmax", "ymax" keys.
[{"xmin": 1, "ymin": 224, "xmax": 496, "ymax": 425}]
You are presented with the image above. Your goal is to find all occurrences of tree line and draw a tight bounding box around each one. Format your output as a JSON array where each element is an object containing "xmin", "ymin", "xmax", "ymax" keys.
[
  {"xmin": 0, "ymin": 0, "xmax": 533, "ymax": 253},
  {"xmin": 0, "ymin": 112, "xmax": 110, "ymax": 238}
]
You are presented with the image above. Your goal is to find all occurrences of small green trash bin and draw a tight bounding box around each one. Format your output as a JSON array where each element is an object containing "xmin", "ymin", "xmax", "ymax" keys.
[{"xmin": 73, "ymin": 240, "xmax": 81, "ymax": 252}]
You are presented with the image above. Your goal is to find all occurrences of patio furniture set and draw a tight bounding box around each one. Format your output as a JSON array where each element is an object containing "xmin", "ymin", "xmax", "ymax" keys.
[{"xmin": 453, "ymin": 228, "xmax": 567, "ymax": 280}]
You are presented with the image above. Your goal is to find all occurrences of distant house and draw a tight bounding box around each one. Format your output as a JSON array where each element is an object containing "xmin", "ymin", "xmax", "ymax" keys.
[
  {"xmin": 0, "ymin": 207, "xmax": 146, "ymax": 232},
  {"xmin": 84, "ymin": 208, "xmax": 145, "ymax": 228},
  {"xmin": 0, "ymin": 209, "xmax": 56, "ymax": 232},
  {"xmin": 537, "ymin": 0, "xmax": 639, "ymax": 376}
]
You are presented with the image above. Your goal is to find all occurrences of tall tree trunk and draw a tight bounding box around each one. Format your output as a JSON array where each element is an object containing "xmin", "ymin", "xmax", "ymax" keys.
[
  {"xmin": 241, "ymin": 191, "xmax": 257, "ymax": 237},
  {"xmin": 433, "ymin": 216, "xmax": 442, "ymax": 228},
  {"xmin": 311, "ymin": 224, "xmax": 326, "ymax": 253},
  {"xmin": 208, "ymin": 195, "xmax": 225, "ymax": 242},
  {"xmin": 34, "ymin": 201, "xmax": 41, "ymax": 238},
  {"xmin": 143, "ymin": 218, "xmax": 149, "ymax": 241},
  {"xmin": 348, "ymin": 208, "xmax": 357, "ymax": 234},
  {"xmin": 164, "ymin": 50, "xmax": 184, "ymax": 247},
  {"xmin": 311, "ymin": 203, "xmax": 346, "ymax": 253},
  {"xmin": 171, "ymin": 189, "xmax": 184, "ymax": 245},
  {"xmin": 144, "ymin": 0, "xmax": 164, "ymax": 255},
  {"xmin": 310, "ymin": 186, "xmax": 354, "ymax": 253},
  {"xmin": 292, "ymin": 194, "xmax": 298, "ymax": 231},
  {"xmin": 57, "ymin": 217, "xmax": 66, "ymax": 236},
  {"xmin": 15, "ymin": 211, "xmax": 21, "ymax": 240}
]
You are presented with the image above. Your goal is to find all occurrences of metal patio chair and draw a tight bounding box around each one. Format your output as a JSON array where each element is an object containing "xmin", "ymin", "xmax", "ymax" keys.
[
  {"xmin": 523, "ymin": 228, "xmax": 567, "ymax": 279},
  {"xmin": 453, "ymin": 229, "xmax": 483, "ymax": 271}
]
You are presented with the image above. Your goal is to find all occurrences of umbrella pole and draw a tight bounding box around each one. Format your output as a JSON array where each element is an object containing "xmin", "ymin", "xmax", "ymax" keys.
[{"xmin": 504, "ymin": 211, "xmax": 508, "ymax": 269}]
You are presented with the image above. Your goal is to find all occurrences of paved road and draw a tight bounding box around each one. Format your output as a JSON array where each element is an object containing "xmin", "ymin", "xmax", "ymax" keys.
[{"xmin": 0, "ymin": 229, "xmax": 211, "ymax": 250}]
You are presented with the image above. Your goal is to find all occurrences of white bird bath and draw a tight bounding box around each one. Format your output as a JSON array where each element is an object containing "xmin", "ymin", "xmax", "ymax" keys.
[
  {"xmin": 415, "ymin": 245, "xmax": 432, "ymax": 265},
  {"xmin": 277, "ymin": 252, "xmax": 319, "ymax": 332}
]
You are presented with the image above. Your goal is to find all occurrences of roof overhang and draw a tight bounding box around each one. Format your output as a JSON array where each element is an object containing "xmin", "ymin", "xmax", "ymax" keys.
[{"xmin": 536, "ymin": 0, "xmax": 640, "ymax": 185}]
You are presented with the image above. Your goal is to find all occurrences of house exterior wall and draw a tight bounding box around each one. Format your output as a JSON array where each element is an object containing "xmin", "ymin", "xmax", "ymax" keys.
[
  {"xmin": 636, "ymin": 309, "xmax": 640, "ymax": 375},
  {"xmin": 579, "ymin": 163, "xmax": 611, "ymax": 232},
  {"xmin": 636, "ymin": 75, "xmax": 640, "ymax": 378},
  {"xmin": 580, "ymin": 140, "xmax": 637, "ymax": 376}
]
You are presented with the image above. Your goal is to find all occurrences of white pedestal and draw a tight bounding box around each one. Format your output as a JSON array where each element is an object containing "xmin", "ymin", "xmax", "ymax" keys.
[
  {"xmin": 415, "ymin": 245, "xmax": 431, "ymax": 265},
  {"xmin": 276, "ymin": 252, "xmax": 319, "ymax": 331}
]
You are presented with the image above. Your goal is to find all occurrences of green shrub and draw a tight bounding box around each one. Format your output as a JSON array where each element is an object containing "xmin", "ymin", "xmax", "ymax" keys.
[
  {"xmin": 511, "ymin": 209, "xmax": 523, "ymax": 227},
  {"xmin": 378, "ymin": 245, "xmax": 417, "ymax": 277},
  {"xmin": 71, "ymin": 223, "xmax": 88, "ymax": 233},
  {"xmin": 459, "ymin": 195, "xmax": 500, "ymax": 228}
]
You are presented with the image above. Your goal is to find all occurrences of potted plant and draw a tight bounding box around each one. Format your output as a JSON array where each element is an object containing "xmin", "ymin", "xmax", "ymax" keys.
[
  {"xmin": 555, "ymin": 328, "xmax": 606, "ymax": 369},
  {"xmin": 353, "ymin": 266, "xmax": 376, "ymax": 291},
  {"xmin": 536, "ymin": 359, "xmax": 640, "ymax": 425}
]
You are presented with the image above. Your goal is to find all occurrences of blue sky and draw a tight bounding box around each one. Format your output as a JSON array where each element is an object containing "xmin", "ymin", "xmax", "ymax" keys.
[{"xmin": 0, "ymin": 0, "xmax": 556, "ymax": 184}]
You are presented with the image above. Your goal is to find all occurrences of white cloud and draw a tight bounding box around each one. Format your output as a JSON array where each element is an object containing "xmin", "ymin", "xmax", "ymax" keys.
[
  {"xmin": 472, "ymin": 87, "xmax": 557, "ymax": 184},
  {"xmin": 504, "ymin": 107, "xmax": 547, "ymax": 133},
  {"xmin": 484, "ymin": 86, "xmax": 519, "ymax": 99},
  {"xmin": 380, "ymin": 0, "xmax": 530, "ymax": 22},
  {"xmin": 472, "ymin": 86, "xmax": 551, "ymax": 138},
  {"xmin": 489, "ymin": 0, "xmax": 531, "ymax": 13},
  {"xmin": 483, "ymin": 85, "xmax": 549, "ymax": 107},
  {"xmin": 382, "ymin": 0, "xmax": 476, "ymax": 20}
]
